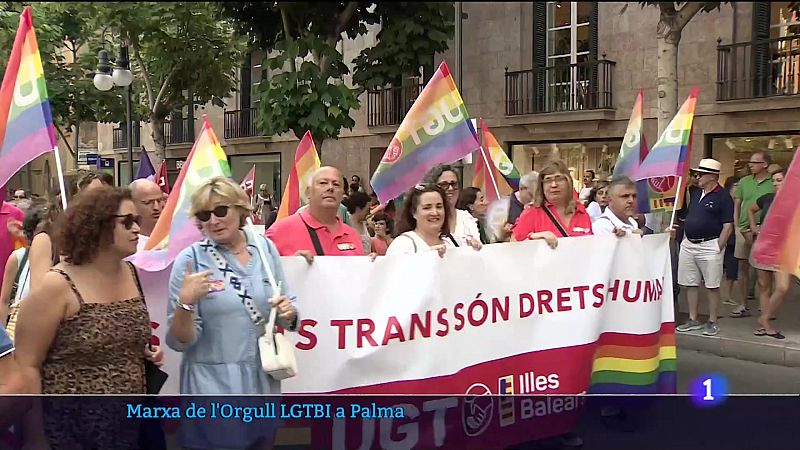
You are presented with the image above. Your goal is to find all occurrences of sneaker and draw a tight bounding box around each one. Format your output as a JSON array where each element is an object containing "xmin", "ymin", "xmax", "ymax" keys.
[
  {"xmin": 730, "ymin": 305, "xmax": 751, "ymax": 318},
  {"xmin": 723, "ymin": 299, "xmax": 738, "ymax": 306},
  {"xmin": 702, "ymin": 322, "xmax": 720, "ymax": 336},
  {"xmin": 677, "ymin": 319, "xmax": 704, "ymax": 332}
]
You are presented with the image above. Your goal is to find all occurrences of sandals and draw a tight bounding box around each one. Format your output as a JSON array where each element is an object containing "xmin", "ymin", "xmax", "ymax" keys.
[{"xmin": 754, "ymin": 328, "xmax": 786, "ymax": 339}]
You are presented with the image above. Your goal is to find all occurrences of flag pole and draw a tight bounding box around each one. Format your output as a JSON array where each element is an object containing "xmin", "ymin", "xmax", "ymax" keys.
[
  {"xmin": 479, "ymin": 145, "xmax": 502, "ymax": 200},
  {"xmin": 667, "ymin": 176, "xmax": 683, "ymax": 230},
  {"xmin": 53, "ymin": 145, "xmax": 68, "ymax": 210}
]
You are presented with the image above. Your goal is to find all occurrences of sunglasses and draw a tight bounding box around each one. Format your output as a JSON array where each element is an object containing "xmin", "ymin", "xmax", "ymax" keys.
[
  {"xmin": 114, "ymin": 214, "xmax": 141, "ymax": 230},
  {"xmin": 437, "ymin": 181, "xmax": 460, "ymax": 191},
  {"xmin": 195, "ymin": 205, "xmax": 230, "ymax": 222}
]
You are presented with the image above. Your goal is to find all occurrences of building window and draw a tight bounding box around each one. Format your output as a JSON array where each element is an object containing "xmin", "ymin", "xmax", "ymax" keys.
[
  {"xmin": 546, "ymin": 2, "xmax": 591, "ymax": 66},
  {"xmin": 535, "ymin": 2, "xmax": 598, "ymax": 112},
  {"xmin": 510, "ymin": 140, "xmax": 622, "ymax": 187},
  {"xmin": 710, "ymin": 134, "xmax": 798, "ymax": 184}
]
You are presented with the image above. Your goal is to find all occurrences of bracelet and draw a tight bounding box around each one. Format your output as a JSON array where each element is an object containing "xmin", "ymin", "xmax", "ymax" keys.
[{"xmin": 179, "ymin": 302, "xmax": 196, "ymax": 312}]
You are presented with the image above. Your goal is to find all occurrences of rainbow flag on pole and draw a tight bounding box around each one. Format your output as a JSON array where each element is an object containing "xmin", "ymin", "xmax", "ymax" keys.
[
  {"xmin": 473, "ymin": 118, "xmax": 517, "ymax": 203},
  {"xmin": 370, "ymin": 61, "xmax": 480, "ymax": 204},
  {"xmin": 752, "ymin": 151, "xmax": 800, "ymax": 277},
  {"xmin": 276, "ymin": 131, "xmax": 321, "ymax": 221},
  {"xmin": 612, "ymin": 90, "xmax": 654, "ymax": 213},
  {"xmin": 634, "ymin": 87, "xmax": 698, "ymax": 181},
  {"xmin": 0, "ymin": 6, "xmax": 59, "ymax": 189},
  {"xmin": 133, "ymin": 116, "xmax": 231, "ymax": 272}
]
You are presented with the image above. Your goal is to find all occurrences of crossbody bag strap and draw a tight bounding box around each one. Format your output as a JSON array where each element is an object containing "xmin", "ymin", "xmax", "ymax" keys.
[
  {"xmin": 542, "ymin": 205, "xmax": 570, "ymax": 238},
  {"xmin": 199, "ymin": 239, "xmax": 266, "ymax": 327},
  {"xmin": 299, "ymin": 216, "xmax": 325, "ymax": 256},
  {"xmin": 9, "ymin": 248, "xmax": 30, "ymax": 302}
]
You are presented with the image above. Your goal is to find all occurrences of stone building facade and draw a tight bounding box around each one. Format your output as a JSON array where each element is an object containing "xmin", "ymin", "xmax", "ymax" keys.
[{"xmin": 9, "ymin": 2, "xmax": 798, "ymax": 200}]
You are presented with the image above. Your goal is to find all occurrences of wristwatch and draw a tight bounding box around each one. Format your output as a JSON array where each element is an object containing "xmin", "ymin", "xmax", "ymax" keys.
[{"xmin": 179, "ymin": 302, "xmax": 196, "ymax": 312}]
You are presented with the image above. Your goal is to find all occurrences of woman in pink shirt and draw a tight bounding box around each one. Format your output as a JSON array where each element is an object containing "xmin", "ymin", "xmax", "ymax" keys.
[{"xmin": 512, "ymin": 160, "xmax": 593, "ymax": 247}]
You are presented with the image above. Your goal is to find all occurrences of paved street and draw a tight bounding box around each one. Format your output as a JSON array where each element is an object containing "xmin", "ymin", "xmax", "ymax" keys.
[{"xmin": 677, "ymin": 348, "xmax": 800, "ymax": 393}]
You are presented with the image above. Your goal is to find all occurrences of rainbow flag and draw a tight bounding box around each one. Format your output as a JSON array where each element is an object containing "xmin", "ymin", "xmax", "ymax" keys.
[
  {"xmin": 634, "ymin": 87, "xmax": 698, "ymax": 181},
  {"xmin": 473, "ymin": 118, "xmax": 518, "ymax": 203},
  {"xmin": 0, "ymin": 7, "xmax": 58, "ymax": 189},
  {"xmin": 589, "ymin": 322, "xmax": 677, "ymax": 394},
  {"xmin": 276, "ymin": 131, "xmax": 321, "ymax": 221},
  {"xmin": 370, "ymin": 61, "xmax": 479, "ymax": 204},
  {"xmin": 133, "ymin": 116, "xmax": 231, "ymax": 272},
  {"xmin": 612, "ymin": 90, "xmax": 654, "ymax": 213},
  {"xmin": 752, "ymin": 151, "xmax": 800, "ymax": 277}
]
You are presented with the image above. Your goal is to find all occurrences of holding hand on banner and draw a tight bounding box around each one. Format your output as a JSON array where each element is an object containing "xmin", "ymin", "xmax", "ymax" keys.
[{"xmin": 527, "ymin": 231, "xmax": 560, "ymax": 249}]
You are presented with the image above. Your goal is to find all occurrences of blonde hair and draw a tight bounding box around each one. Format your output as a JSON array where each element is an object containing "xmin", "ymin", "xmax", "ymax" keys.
[
  {"xmin": 189, "ymin": 177, "xmax": 253, "ymax": 219},
  {"xmin": 533, "ymin": 160, "xmax": 577, "ymax": 214}
]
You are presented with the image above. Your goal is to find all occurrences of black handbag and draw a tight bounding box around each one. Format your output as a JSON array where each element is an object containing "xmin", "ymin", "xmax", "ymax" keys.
[{"xmin": 144, "ymin": 345, "xmax": 169, "ymax": 395}]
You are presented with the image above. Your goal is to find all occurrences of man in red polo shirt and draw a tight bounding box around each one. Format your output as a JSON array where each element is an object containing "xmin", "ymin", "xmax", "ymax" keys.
[{"xmin": 267, "ymin": 166, "xmax": 365, "ymax": 259}]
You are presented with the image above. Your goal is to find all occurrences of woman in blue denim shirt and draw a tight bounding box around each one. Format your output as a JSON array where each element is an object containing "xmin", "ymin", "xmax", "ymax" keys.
[{"xmin": 167, "ymin": 177, "xmax": 299, "ymax": 450}]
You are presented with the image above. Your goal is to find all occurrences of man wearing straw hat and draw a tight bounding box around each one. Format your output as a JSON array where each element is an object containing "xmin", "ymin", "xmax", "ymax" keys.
[{"xmin": 675, "ymin": 159, "xmax": 734, "ymax": 336}]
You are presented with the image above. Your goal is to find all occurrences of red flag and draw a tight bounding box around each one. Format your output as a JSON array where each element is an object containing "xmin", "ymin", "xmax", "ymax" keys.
[
  {"xmin": 156, "ymin": 160, "xmax": 170, "ymax": 194},
  {"xmin": 240, "ymin": 164, "xmax": 256, "ymax": 198},
  {"xmin": 277, "ymin": 131, "xmax": 320, "ymax": 221}
]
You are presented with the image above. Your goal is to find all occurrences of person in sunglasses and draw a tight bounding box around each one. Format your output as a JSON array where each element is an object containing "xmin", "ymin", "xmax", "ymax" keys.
[
  {"xmin": 267, "ymin": 166, "xmax": 364, "ymax": 260},
  {"xmin": 14, "ymin": 186, "xmax": 162, "ymax": 450},
  {"xmin": 166, "ymin": 177, "xmax": 298, "ymax": 450}
]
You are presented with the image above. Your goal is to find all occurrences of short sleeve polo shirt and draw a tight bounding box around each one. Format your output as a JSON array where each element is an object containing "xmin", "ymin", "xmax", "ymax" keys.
[{"xmin": 684, "ymin": 185, "xmax": 734, "ymax": 240}]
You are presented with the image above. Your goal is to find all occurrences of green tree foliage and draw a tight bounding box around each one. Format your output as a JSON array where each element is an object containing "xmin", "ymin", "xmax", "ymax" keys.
[
  {"xmin": 95, "ymin": 2, "xmax": 246, "ymax": 159},
  {"xmin": 220, "ymin": 2, "xmax": 455, "ymax": 149}
]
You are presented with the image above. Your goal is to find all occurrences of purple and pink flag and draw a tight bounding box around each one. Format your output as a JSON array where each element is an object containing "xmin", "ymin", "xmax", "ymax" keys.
[
  {"xmin": 752, "ymin": 151, "xmax": 800, "ymax": 277},
  {"xmin": 0, "ymin": 6, "xmax": 58, "ymax": 190},
  {"xmin": 370, "ymin": 61, "xmax": 480, "ymax": 204}
]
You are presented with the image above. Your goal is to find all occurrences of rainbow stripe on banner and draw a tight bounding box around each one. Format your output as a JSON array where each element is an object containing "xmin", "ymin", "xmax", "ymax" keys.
[
  {"xmin": 370, "ymin": 61, "xmax": 479, "ymax": 204},
  {"xmin": 590, "ymin": 322, "xmax": 677, "ymax": 393},
  {"xmin": 752, "ymin": 151, "xmax": 800, "ymax": 277},
  {"xmin": 133, "ymin": 116, "xmax": 231, "ymax": 272},
  {"xmin": 0, "ymin": 6, "xmax": 58, "ymax": 189},
  {"xmin": 634, "ymin": 87, "xmax": 698, "ymax": 181}
]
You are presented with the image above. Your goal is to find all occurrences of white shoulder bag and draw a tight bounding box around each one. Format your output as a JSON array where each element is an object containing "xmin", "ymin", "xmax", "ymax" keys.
[{"xmin": 247, "ymin": 222, "xmax": 298, "ymax": 380}]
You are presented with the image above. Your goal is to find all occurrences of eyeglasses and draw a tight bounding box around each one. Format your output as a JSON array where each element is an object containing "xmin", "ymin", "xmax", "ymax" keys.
[
  {"xmin": 195, "ymin": 205, "xmax": 229, "ymax": 222},
  {"xmin": 437, "ymin": 181, "xmax": 460, "ymax": 191},
  {"xmin": 13, "ymin": 196, "xmax": 24, "ymax": 200},
  {"xmin": 114, "ymin": 214, "xmax": 141, "ymax": 230},
  {"xmin": 748, "ymin": 160, "xmax": 766, "ymax": 164},
  {"xmin": 542, "ymin": 175, "xmax": 568, "ymax": 185}
]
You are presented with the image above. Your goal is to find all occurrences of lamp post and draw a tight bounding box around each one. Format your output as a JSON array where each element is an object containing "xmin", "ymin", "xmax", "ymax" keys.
[{"xmin": 94, "ymin": 44, "xmax": 134, "ymax": 185}]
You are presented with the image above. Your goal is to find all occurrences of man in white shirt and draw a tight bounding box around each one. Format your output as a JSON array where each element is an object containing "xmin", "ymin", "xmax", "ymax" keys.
[{"xmin": 592, "ymin": 176, "xmax": 641, "ymax": 236}]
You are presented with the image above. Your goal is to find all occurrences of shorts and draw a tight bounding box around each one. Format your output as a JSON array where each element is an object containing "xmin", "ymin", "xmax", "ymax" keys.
[
  {"xmin": 678, "ymin": 238, "xmax": 724, "ymax": 289},
  {"xmin": 723, "ymin": 242, "xmax": 738, "ymax": 281},
  {"xmin": 734, "ymin": 228, "xmax": 752, "ymax": 260}
]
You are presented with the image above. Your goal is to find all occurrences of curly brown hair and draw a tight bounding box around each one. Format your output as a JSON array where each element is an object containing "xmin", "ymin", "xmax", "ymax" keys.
[{"xmin": 55, "ymin": 186, "xmax": 133, "ymax": 265}]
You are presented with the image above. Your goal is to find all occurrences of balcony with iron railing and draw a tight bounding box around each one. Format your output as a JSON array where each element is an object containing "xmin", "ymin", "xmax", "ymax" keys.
[
  {"xmin": 163, "ymin": 116, "xmax": 194, "ymax": 145},
  {"xmin": 112, "ymin": 123, "xmax": 141, "ymax": 149},
  {"xmin": 366, "ymin": 79, "xmax": 424, "ymax": 127},
  {"xmin": 224, "ymin": 108, "xmax": 263, "ymax": 139},
  {"xmin": 505, "ymin": 58, "xmax": 615, "ymax": 116},
  {"xmin": 717, "ymin": 36, "xmax": 800, "ymax": 101}
]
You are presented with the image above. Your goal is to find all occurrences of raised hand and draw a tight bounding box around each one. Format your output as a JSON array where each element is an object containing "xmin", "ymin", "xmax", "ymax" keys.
[{"xmin": 179, "ymin": 260, "xmax": 213, "ymax": 306}]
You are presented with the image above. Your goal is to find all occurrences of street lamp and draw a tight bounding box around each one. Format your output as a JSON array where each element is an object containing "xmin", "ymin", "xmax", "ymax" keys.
[{"xmin": 94, "ymin": 44, "xmax": 134, "ymax": 185}]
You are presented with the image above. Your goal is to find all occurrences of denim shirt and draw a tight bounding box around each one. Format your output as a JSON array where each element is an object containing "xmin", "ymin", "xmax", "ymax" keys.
[{"xmin": 166, "ymin": 232, "xmax": 298, "ymax": 449}]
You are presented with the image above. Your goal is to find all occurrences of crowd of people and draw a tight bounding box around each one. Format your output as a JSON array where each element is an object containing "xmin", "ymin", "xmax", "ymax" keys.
[{"xmin": 0, "ymin": 152, "xmax": 794, "ymax": 449}]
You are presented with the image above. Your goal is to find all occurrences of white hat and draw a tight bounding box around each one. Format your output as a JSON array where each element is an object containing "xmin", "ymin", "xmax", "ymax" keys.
[{"xmin": 692, "ymin": 158, "xmax": 722, "ymax": 174}]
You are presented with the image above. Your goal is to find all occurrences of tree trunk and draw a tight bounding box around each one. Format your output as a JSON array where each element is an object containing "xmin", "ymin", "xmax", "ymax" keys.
[
  {"xmin": 151, "ymin": 116, "xmax": 167, "ymax": 161},
  {"xmin": 656, "ymin": 25, "xmax": 679, "ymax": 136}
]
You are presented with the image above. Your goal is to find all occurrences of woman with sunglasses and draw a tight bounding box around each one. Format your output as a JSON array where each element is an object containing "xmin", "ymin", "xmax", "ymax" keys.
[
  {"xmin": 14, "ymin": 186, "xmax": 162, "ymax": 450},
  {"xmin": 512, "ymin": 160, "xmax": 594, "ymax": 247},
  {"xmin": 422, "ymin": 164, "xmax": 482, "ymax": 250},
  {"xmin": 166, "ymin": 177, "xmax": 298, "ymax": 450},
  {"xmin": 386, "ymin": 184, "xmax": 455, "ymax": 257}
]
